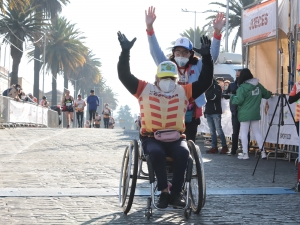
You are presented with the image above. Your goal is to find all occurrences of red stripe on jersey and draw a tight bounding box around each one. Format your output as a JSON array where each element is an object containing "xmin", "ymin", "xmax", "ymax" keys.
[
  {"xmin": 168, "ymin": 106, "xmax": 178, "ymax": 112},
  {"xmin": 166, "ymin": 122, "xmax": 176, "ymax": 127},
  {"xmin": 152, "ymin": 120, "xmax": 162, "ymax": 127},
  {"xmin": 169, "ymin": 98, "xmax": 179, "ymax": 104},
  {"xmin": 151, "ymin": 112, "xmax": 162, "ymax": 119},
  {"xmin": 167, "ymin": 114, "xmax": 177, "ymax": 119},
  {"xmin": 150, "ymin": 104, "xmax": 161, "ymax": 111},
  {"xmin": 149, "ymin": 96, "xmax": 160, "ymax": 103}
]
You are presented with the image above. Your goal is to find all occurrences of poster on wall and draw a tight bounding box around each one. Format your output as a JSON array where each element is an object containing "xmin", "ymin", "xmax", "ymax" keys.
[{"xmin": 242, "ymin": 0, "xmax": 276, "ymax": 44}]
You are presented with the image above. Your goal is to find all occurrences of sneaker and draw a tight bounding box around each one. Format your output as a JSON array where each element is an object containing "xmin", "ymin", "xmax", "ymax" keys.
[
  {"xmin": 238, "ymin": 153, "xmax": 249, "ymax": 160},
  {"xmin": 220, "ymin": 146, "xmax": 229, "ymax": 154},
  {"xmin": 206, "ymin": 147, "xmax": 218, "ymax": 154},
  {"xmin": 156, "ymin": 192, "xmax": 170, "ymax": 209},
  {"xmin": 169, "ymin": 192, "xmax": 185, "ymax": 208},
  {"xmin": 261, "ymin": 151, "xmax": 267, "ymax": 159}
]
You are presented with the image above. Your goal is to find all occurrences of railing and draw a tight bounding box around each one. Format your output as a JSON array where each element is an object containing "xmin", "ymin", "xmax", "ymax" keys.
[{"xmin": 0, "ymin": 95, "xmax": 59, "ymax": 128}]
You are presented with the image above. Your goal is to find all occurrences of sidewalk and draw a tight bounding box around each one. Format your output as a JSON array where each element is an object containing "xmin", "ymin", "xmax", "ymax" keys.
[{"xmin": 0, "ymin": 128, "xmax": 299, "ymax": 224}]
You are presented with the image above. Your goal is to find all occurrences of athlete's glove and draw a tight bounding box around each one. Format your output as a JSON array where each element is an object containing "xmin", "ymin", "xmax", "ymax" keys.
[
  {"xmin": 117, "ymin": 31, "xmax": 136, "ymax": 51},
  {"xmin": 193, "ymin": 35, "xmax": 211, "ymax": 57}
]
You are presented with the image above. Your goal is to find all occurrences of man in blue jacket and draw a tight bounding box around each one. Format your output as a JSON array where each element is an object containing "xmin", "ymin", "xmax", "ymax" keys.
[{"xmin": 87, "ymin": 90, "xmax": 99, "ymax": 128}]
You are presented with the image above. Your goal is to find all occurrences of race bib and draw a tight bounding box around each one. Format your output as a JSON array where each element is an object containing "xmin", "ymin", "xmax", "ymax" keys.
[
  {"xmin": 78, "ymin": 105, "xmax": 82, "ymax": 108},
  {"xmin": 66, "ymin": 103, "xmax": 72, "ymax": 106}
]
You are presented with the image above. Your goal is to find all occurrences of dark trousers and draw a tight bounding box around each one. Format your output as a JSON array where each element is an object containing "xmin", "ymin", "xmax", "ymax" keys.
[
  {"xmin": 104, "ymin": 118, "xmax": 109, "ymax": 128},
  {"xmin": 296, "ymin": 121, "xmax": 299, "ymax": 136},
  {"xmin": 89, "ymin": 110, "xmax": 96, "ymax": 121},
  {"xmin": 76, "ymin": 112, "xmax": 83, "ymax": 127},
  {"xmin": 231, "ymin": 114, "xmax": 240, "ymax": 154},
  {"xmin": 184, "ymin": 117, "xmax": 200, "ymax": 143},
  {"xmin": 141, "ymin": 137, "xmax": 189, "ymax": 193}
]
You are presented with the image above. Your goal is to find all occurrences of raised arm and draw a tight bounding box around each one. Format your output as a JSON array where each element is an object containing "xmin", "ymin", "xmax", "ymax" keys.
[
  {"xmin": 117, "ymin": 32, "xmax": 139, "ymax": 95},
  {"xmin": 145, "ymin": 6, "xmax": 168, "ymax": 65},
  {"xmin": 191, "ymin": 36, "xmax": 213, "ymax": 99},
  {"xmin": 210, "ymin": 12, "xmax": 225, "ymax": 62}
]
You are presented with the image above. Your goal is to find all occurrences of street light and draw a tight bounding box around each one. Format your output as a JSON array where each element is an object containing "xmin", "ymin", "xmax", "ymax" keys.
[{"xmin": 181, "ymin": 9, "xmax": 202, "ymax": 47}]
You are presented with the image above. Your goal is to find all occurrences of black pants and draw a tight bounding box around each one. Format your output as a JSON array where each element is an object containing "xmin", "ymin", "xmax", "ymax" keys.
[
  {"xmin": 141, "ymin": 137, "xmax": 189, "ymax": 193},
  {"xmin": 89, "ymin": 110, "xmax": 96, "ymax": 121},
  {"xmin": 231, "ymin": 113, "xmax": 250, "ymax": 153},
  {"xmin": 296, "ymin": 121, "xmax": 299, "ymax": 136},
  {"xmin": 184, "ymin": 117, "xmax": 200, "ymax": 143},
  {"xmin": 76, "ymin": 112, "xmax": 83, "ymax": 127},
  {"xmin": 104, "ymin": 117, "xmax": 109, "ymax": 128}
]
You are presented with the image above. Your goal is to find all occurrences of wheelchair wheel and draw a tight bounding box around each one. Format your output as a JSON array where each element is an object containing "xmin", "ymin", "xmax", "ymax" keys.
[
  {"xmin": 119, "ymin": 140, "xmax": 139, "ymax": 214},
  {"xmin": 187, "ymin": 140, "xmax": 206, "ymax": 214}
]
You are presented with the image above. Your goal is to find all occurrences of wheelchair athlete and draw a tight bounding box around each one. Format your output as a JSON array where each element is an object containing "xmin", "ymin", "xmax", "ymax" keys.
[{"xmin": 117, "ymin": 31, "xmax": 213, "ymax": 209}]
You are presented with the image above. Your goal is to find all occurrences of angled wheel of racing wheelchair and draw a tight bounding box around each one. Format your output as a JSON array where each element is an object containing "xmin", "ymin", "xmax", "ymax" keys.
[
  {"xmin": 119, "ymin": 139, "xmax": 139, "ymax": 215},
  {"xmin": 187, "ymin": 140, "xmax": 206, "ymax": 214}
]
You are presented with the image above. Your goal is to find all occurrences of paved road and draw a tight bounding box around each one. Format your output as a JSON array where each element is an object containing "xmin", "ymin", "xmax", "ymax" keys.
[{"xmin": 0, "ymin": 128, "xmax": 299, "ymax": 224}]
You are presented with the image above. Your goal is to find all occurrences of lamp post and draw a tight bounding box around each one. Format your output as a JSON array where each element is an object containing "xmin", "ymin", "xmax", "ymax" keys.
[
  {"xmin": 225, "ymin": 0, "xmax": 229, "ymax": 52},
  {"xmin": 181, "ymin": 9, "xmax": 202, "ymax": 47},
  {"xmin": 42, "ymin": 33, "xmax": 46, "ymax": 98}
]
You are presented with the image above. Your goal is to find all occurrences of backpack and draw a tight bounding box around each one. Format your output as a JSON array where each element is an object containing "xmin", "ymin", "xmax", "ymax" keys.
[{"xmin": 2, "ymin": 88, "xmax": 12, "ymax": 96}]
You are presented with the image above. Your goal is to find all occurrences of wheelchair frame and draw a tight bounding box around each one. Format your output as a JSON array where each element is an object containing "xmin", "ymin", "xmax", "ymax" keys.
[{"xmin": 119, "ymin": 139, "xmax": 206, "ymax": 219}]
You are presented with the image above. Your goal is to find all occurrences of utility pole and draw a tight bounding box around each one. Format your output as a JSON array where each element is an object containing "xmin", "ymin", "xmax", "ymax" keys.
[{"xmin": 225, "ymin": 0, "xmax": 229, "ymax": 52}]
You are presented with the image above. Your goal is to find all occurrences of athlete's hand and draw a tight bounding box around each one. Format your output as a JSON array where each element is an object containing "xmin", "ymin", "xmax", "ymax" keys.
[
  {"xmin": 193, "ymin": 35, "xmax": 211, "ymax": 57},
  {"xmin": 145, "ymin": 6, "xmax": 156, "ymax": 31},
  {"xmin": 117, "ymin": 31, "xmax": 136, "ymax": 51}
]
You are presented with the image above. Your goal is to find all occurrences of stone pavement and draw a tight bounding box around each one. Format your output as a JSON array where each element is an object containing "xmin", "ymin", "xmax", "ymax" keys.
[{"xmin": 0, "ymin": 128, "xmax": 299, "ymax": 224}]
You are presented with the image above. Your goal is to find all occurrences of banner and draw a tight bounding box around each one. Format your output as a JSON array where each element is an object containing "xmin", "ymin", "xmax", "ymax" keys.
[
  {"xmin": 198, "ymin": 96, "xmax": 298, "ymax": 146},
  {"xmin": 242, "ymin": 0, "xmax": 276, "ymax": 44}
]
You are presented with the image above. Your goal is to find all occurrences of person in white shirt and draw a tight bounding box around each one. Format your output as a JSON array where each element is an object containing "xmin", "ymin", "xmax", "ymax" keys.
[{"xmin": 74, "ymin": 94, "xmax": 86, "ymax": 128}]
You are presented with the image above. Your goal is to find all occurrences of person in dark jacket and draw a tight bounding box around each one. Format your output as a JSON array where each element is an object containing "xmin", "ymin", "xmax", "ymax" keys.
[
  {"xmin": 86, "ymin": 90, "xmax": 99, "ymax": 128},
  {"xmin": 288, "ymin": 81, "xmax": 300, "ymax": 135},
  {"xmin": 223, "ymin": 69, "xmax": 242, "ymax": 155},
  {"xmin": 205, "ymin": 79, "xmax": 228, "ymax": 154},
  {"xmin": 231, "ymin": 68, "xmax": 272, "ymax": 160}
]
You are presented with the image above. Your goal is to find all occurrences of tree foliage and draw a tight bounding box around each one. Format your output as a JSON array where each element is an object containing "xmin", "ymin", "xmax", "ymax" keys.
[{"xmin": 117, "ymin": 105, "xmax": 134, "ymax": 129}]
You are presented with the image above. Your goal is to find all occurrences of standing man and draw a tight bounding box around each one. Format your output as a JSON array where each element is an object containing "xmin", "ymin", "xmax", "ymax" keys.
[
  {"xmin": 87, "ymin": 90, "xmax": 99, "ymax": 128},
  {"xmin": 102, "ymin": 103, "xmax": 111, "ymax": 128},
  {"xmin": 205, "ymin": 79, "xmax": 228, "ymax": 154},
  {"xmin": 223, "ymin": 69, "xmax": 241, "ymax": 155},
  {"xmin": 74, "ymin": 94, "xmax": 86, "ymax": 128},
  {"xmin": 216, "ymin": 77, "xmax": 225, "ymax": 91}
]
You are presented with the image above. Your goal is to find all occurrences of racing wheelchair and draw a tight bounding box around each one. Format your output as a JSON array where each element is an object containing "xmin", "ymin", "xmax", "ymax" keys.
[{"xmin": 119, "ymin": 138, "xmax": 206, "ymax": 219}]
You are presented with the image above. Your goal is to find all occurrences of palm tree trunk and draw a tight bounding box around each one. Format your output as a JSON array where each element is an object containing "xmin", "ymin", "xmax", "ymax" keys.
[
  {"xmin": 52, "ymin": 73, "xmax": 57, "ymax": 105},
  {"xmin": 33, "ymin": 45, "xmax": 40, "ymax": 101},
  {"xmin": 10, "ymin": 45, "xmax": 23, "ymax": 85}
]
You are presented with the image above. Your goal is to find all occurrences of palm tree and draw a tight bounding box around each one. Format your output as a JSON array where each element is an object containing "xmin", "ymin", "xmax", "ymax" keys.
[
  {"xmin": 43, "ymin": 17, "xmax": 87, "ymax": 105},
  {"xmin": 203, "ymin": 0, "xmax": 257, "ymax": 52},
  {"xmin": 101, "ymin": 86, "xmax": 119, "ymax": 110},
  {"xmin": 30, "ymin": 0, "xmax": 70, "ymax": 101},
  {"xmin": 167, "ymin": 26, "xmax": 207, "ymax": 56},
  {"xmin": 0, "ymin": 0, "xmax": 30, "ymax": 14},
  {"xmin": 0, "ymin": 4, "xmax": 46, "ymax": 85},
  {"xmin": 70, "ymin": 50, "xmax": 102, "ymax": 98}
]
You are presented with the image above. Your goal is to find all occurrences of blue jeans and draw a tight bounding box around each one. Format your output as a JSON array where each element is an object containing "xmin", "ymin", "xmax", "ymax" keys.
[{"xmin": 206, "ymin": 114, "xmax": 227, "ymax": 148}]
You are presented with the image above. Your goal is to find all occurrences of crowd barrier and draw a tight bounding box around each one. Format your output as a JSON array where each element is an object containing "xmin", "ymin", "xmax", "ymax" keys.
[
  {"xmin": 198, "ymin": 95, "xmax": 298, "ymax": 146},
  {"xmin": 0, "ymin": 96, "xmax": 59, "ymax": 128}
]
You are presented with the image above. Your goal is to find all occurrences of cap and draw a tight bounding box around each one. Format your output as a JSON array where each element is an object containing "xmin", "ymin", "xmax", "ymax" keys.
[
  {"xmin": 157, "ymin": 61, "xmax": 178, "ymax": 78},
  {"xmin": 90, "ymin": 89, "xmax": 94, "ymax": 93},
  {"xmin": 216, "ymin": 77, "xmax": 224, "ymax": 81},
  {"xmin": 173, "ymin": 37, "xmax": 193, "ymax": 51},
  {"xmin": 28, "ymin": 93, "xmax": 32, "ymax": 96}
]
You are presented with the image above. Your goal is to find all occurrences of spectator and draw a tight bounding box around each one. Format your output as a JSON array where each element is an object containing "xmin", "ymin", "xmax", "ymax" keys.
[
  {"xmin": 50, "ymin": 105, "xmax": 62, "ymax": 126},
  {"xmin": 224, "ymin": 80, "xmax": 230, "ymax": 91},
  {"xmin": 74, "ymin": 94, "xmax": 86, "ymax": 128},
  {"xmin": 20, "ymin": 92, "xmax": 34, "ymax": 103},
  {"xmin": 84, "ymin": 120, "xmax": 90, "ymax": 128},
  {"xmin": 108, "ymin": 116, "xmax": 115, "ymax": 129},
  {"xmin": 216, "ymin": 77, "xmax": 225, "ymax": 91},
  {"xmin": 2, "ymin": 84, "xmax": 21, "ymax": 101},
  {"xmin": 135, "ymin": 115, "xmax": 141, "ymax": 130},
  {"xmin": 40, "ymin": 96, "xmax": 49, "ymax": 108},
  {"xmin": 205, "ymin": 79, "xmax": 228, "ymax": 154},
  {"xmin": 94, "ymin": 112, "xmax": 101, "ymax": 128},
  {"xmin": 61, "ymin": 90, "xmax": 74, "ymax": 129},
  {"xmin": 288, "ymin": 81, "xmax": 300, "ymax": 135},
  {"xmin": 28, "ymin": 93, "xmax": 37, "ymax": 103},
  {"xmin": 102, "ymin": 103, "xmax": 111, "ymax": 128},
  {"xmin": 87, "ymin": 90, "xmax": 99, "ymax": 128},
  {"xmin": 231, "ymin": 68, "xmax": 272, "ymax": 160}
]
